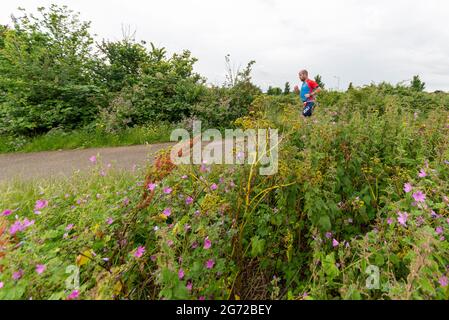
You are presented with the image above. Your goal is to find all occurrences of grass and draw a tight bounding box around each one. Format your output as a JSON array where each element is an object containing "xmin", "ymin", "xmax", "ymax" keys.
[{"xmin": 0, "ymin": 123, "xmax": 174, "ymax": 154}]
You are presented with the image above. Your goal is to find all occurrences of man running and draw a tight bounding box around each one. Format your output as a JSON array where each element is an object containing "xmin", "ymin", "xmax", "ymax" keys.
[{"xmin": 294, "ymin": 70, "xmax": 321, "ymax": 117}]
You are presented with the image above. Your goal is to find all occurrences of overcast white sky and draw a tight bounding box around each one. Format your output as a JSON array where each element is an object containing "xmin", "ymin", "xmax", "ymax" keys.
[{"xmin": 1, "ymin": 0, "xmax": 449, "ymax": 91}]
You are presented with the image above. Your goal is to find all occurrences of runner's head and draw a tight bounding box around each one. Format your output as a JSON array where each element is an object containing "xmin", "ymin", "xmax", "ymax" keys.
[{"xmin": 299, "ymin": 70, "xmax": 308, "ymax": 82}]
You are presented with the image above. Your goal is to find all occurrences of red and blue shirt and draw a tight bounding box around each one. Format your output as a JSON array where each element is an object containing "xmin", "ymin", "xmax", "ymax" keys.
[{"xmin": 300, "ymin": 79, "xmax": 319, "ymax": 103}]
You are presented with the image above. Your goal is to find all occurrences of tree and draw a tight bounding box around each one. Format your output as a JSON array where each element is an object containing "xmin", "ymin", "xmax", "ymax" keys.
[
  {"xmin": 267, "ymin": 86, "xmax": 282, "ymax": 95},
  {"xmin": 284, "ymin": 82, "xmax": 290, "ymax": 94},
  {"xmin": 410, "ymin": 75, "xmax": 425, "ymax": 92},
  {"xmin": 347, "ymin": 82, "xmax": 354, "ymax": 91},
  {"xmin": 0, "ymin": 5, "xmax": 101, "ymax": 135},
  {"xmin": 314, "ymin": 74, "xmax": 325, "ymax": 89}
]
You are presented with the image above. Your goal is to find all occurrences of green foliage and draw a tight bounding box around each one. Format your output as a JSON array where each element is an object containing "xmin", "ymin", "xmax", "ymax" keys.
[
  {"xmin": 314, "ymin": 74, "xmax": 325, "ymax": 89},
  {"xmin": 411, "ymin": 75, "xmax": 425, "ymax": 92},
  {"xmin": 284, "ymin": 82, "xmax": 291, "ymax": 95}
]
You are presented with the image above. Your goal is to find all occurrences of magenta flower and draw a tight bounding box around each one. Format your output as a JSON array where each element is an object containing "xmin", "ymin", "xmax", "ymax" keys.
[
  {"xmin": 163, "ymin": 187, "xmax": 173, "ymax": 194},
  {"xmin": 178, "ymin": 268, "xmax": 185, "ymax": 280},
  {"xmin": 325, "ymin": 232, "xmax": 332, "ymax": 239},
  {"xmin": 2, "ymin": 209, "xmax": 12, "ymax": 216},
  {"xmin": 106, "ymin": 217, "xmax": 114, "ymax": 225},
  {"xmin": 134, "ymin": 246, "xmax": 145, "ymax": 258},
  {"xmin": 36, "ymin": 264, "xmax": 46, "ymax": 275},
  {"xmin": 199, "ymin": 296, "xmax": 206, "ymax": 300},
  {"xmin": 147, "ymin": 183, "xmax": 157, "ymax": 191},
  {"xmin": 9, "ymin": 218, "xmax": 35, "ymax": 235},
  {"xmin": 192, "ymin": 242, "xmax": 198, "ymax": 249},
  {"xmin": 397, "ymin": 211, "xmax": 409, "ymax": 227},
  {"xmin": 89, "ymin": 156, "xmax": 97, "ymax": 163},
  {"xmin": 210, "ymin": 184, "xmax": 218, "ymax": 191},
  {"xmin": 0, "ymin": 282, "xmax": 4, "ymax": 289},
  {"xmin": 412, "ymin": 191, "xmax": 426, "ymax": 203},
  {"xmin": 332, "ymin": 239, "xmax": 339, "ymax": 247},
  {"xmin": 203, "ymin": 237, "xmax": 212, "ymax": 250},
  {"xmin": 436, "ymin": 226, "xmax": 444, "ymax": 235},
  {"xmin": 186, "ymin": 281, "xmax": 193, "ymax": 291},
  {"xmin": 185, "ymin": 196, "xmax": 194, "ymax": 205},
  {"xmin": 12, "ymin": 269, "xmax": 24, "ymax": 280},
  {"xmin": 163, "ymin": 208, "xmax": 172, "ymax": 217},
  {"xmin": 65, "ymin": 224, "xmax": 74, "ymax": 231},
  {"xmin": 439, "ymin": 276, "xmax": 448, "ymax": 287},
  {"xmin": 34, "ymin": 199, "xmax": 48, "ymax": 213},
  {"xmin": 67, "ymin": 290, "xmax": 79, "ymax": 300},
  {"xmin": 123, "ymin": 198, "xmax": 130, "ymax": 206},
  {"xmin": 387, "ymin": 218, "xmax": 393, "ymax": 225},
  {"xmin": 418, "ymin": 169, "xmax": 427, "ymax": 178},
  {"xmin": 403, "ymin": 183, "xmax": 413, "ymax": 193},
  {"xmin": 181, "ymin": 175, "xmax": 188, "ymax": 179},
  {"xmin": 150, "ymin": 255, "xmax": 157, "ymax": 262},
  {"xmin": 205, "ymin": 259, "xmax": 215, "ymax": 269}
]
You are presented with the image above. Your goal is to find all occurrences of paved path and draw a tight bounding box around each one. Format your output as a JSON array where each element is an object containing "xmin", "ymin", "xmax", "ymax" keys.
[{"xmin": 0, "ymin": 143, "xmax": 176, "ymax": 181}]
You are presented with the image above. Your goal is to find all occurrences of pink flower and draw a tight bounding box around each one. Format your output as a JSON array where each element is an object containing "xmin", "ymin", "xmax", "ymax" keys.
[
  {"xmin": 35, "ymin": 199, "xmax": 48, "ymax": 211},
  {"xmin": 332, "ymin": 239, "xmax": 339, "ymax": 247},
  {"xmin": 199, "ymin": 296, "xmax": 205, "ymax": 300},
  {"xmin": 387, "ymin": 218, "xmax": 393, "ymax": 225},
  {"xmin": 163, "ymin": 187, "xmax": 173, "ymax": 194},
  {"xmin": 167, "ymin": 240, "xmax": 174, "ymax": 246},
  {"xmin": 123, "ymin": 198, "xmax": 130, "ymax": 206},
  {"xmin": 403, "ymin": 183, "xmax": 413, "ymax": 193},
  {"xmin": 2, "ymin": 209, "xmax": 12, "ymax": 216},
  {"xmin": 106, "ymin": 217, "xmax": 114, "ymax": 225},
  {"xmin": 203, "ymin": 237, "xmax": 212, "ymax": 250},
  {"xmin": 89, "ymin": 156, "xmax": 97, "ymax": 163},
  {"xmin": 100, "ymin": 170, "xmax": 106, "ymax": 177},
  {"xmin": 412, "ymin": 191, "xmax": 426, "ymax": 203},
  {"xmin": 9, "ymin": 218, "xmax": 35, "ymax": 235},
  {"xmin": 439, "ymin": 276, "xmax": 448, "ymax": 287},
  {"xmin": 205, "ymin": 259, "xmax": 215, "ymax": 269},
  {"xmin": 325, "ymin": 232, "xmax": 332, "ymax": 239},
  {"xmin": 397, "ymin": 211, "xmax": 409, "ymax": 227},
  {"xmin": 186, "ymin": 281, "xmax": 192, "ymax": 291},
  {"xmin": 134, "ymin": 246, "xmax": 145, "ymax": 258},
  {"xmin": 178, "ymin": 268, "xmax": 185, "ymax": 280},
  {"xmin": 436, "ymin": 226, "xmax": 444, "ymax": 235},
  {"xmin": 0, "ymin": 282, "xmax": 4, "ymax": 289},
  {"xmin": 150, "ymin": 255, "xmax": 156, "ymax": 262},
  {"xmin": 67, "ymin": 290, "xmax": 79, "ymax": 300},
  {"xmin": 210, "ymin": 184, "xmax": 218, "ymax": 191},
  {"xmin": 192, "ymin": 242, "xmax": 198, "ymax": 249},
  {"xmin": 36, "ymin": 264, "xmax": 46, "ymax": 275},
  {"xmin": 185, "ymin": 196, "xmax": 194, "ymax": 205},
  {"xmin": 147, "ymin": 183, "xmax": 157, "ymax": 191},
  {"xmin": 181, "ymin": 175, "xmax": 188, "ymax": 180},
  {"xmin": 163, "ymin": 208, "xmax": 172, "ymax": 217},
  {"xmin": 12, "ymin": 269, "xmax": 24, "ymax": 280},
  {"xmin": 418, "ymin": 169, "xmax": 427, "ymax": 178}
]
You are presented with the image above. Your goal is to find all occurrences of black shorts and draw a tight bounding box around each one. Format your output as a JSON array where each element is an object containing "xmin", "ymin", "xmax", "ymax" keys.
[{"xmin": 302, "ymin": 102, "xmax": 315, "ymax": 117}]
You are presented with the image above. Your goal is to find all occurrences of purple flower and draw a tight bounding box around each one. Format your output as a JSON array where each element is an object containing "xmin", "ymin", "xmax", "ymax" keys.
[
  {"xmin": 436, "ymin": 226, "xmax": 444, "ymax": 235},
  {"xmin": 397, "ymin": 211, "xmax": 409, "ymax": 227},
  {"xmin": 181, "ymin": 175, "xmax": 188, "ymax": 179},
  {"xmin": 210, "ymin": 184, "xmax": 218, "ymax": 191},
  {"xmin": 2, "ymin": 209, "xmax": 12, "ymax": 216},
  {"xmin": 178, "ymin": 268, "xmax": 185, "ymax": 280},
  {"xmin": 9, "ymin": 218, "xmax": 35, "ymax": 235},
  {"xmin": 163, "ymin": 208, "xmax": 172, "ymax": 217},
  {"xmin": 325, "ymin": 232, "xmax": 332, "ymax": 239},
  {"xmin": 203, "ymin": 237, "xmax": 212, "ymax": 250},
  {"xmin": 439, "ymin": 276, "xmax": 448, "ymax": 287},
  {"xmin": 163, "ymin": 187, "xmax": 173, "ymax": 194},
  {"xmin": 418, "ymin": 169, "xmax": 427, "ymax": 178},
  {"xmin": 134, "ymin": 246, "xmax": 145, "ymax": 258},
  {"xmin": 123, "ymin": 198, "xmax": 130, "ymax": 206},
  {"xmin": 332, "ymin": 239, "xmax": 339, "ymax": 247},
  {"xmin": 67, "ymin": 290, "xmax": 79, "ymax": 300},
  {"xmin": 416, "ymin": 216, "xmax": 424, "ymax": 227},
  {"xmin": 192, "ymin": 242, "xmax": 198, "ymax": 249},
  {"xmin": 35, "ymin": 199, "xmax": 48, "ymax": 211},
  {"xmin": 147, "ymin": 183, "xmax": 157, "ymax": 191},
  {"xmin": 106, "ymin": 217, "xmax": 114, "ymax": 225},
  {"xmin": 185, "ymin": 196, "xmax": 194, "ymax": 205},
  {"xmin": 150, "ymin": 255, "xmax": 156, "ymax": 262},
  {"xmin": 12, "ymin": 269, "xmax": 24, "ymax": 280},
  {"xmin": 89, "ymin": 156, "xmax": 97, "ymax": 163},
  {"xmin": 205, "ymin": 259, "xmax": 215, "ymax": 269},
  {"xmin": 186, "ymin": 281, "xmax": 193, "ymax": 291},
  {"xmin": 412, "ymin": 191, "xmax": 426, "ymax": 203},
  {"xmin": 403, "ymin": 183, "xmax": 413, "ymax": 193},
  {"xmin": 387, "ymin": 218, "xmax": 394, "ymax": 225},
  {"xmin": 36, "ymin": 264, "xmax": 46, "ymax": 275}
]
